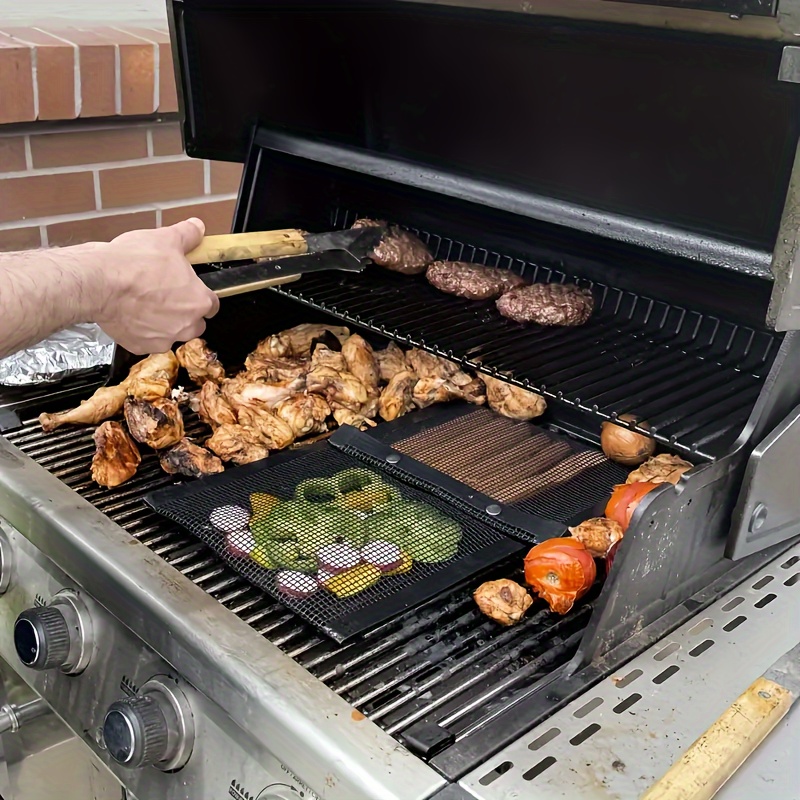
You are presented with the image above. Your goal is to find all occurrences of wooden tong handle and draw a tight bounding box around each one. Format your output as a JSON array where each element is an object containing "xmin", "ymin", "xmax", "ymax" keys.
[
  {"xmin": 641, "ymin": 675, "xmax": 795, "ymax": 800},
  {"xmin": 213, "ymin": 273, "xmax": 301, "ymax": 298},
  {"xmin": 185, "ymin": 230, "xmax": 308, "ymax": 265}
]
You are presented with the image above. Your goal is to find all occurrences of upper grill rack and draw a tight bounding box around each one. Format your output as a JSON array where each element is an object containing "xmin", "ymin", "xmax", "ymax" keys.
[{"xmin": 271, "ymin": 209, "xmax": 781, "ymax": 461}]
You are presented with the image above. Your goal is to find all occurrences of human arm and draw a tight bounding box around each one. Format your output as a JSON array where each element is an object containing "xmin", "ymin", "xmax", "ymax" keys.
[{"xmin": 0, "ymin": 218, "xmax": 220, "ymax": 359}]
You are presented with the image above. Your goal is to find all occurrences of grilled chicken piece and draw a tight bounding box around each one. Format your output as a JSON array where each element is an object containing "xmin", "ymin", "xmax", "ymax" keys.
[
  {"xmin": 236, "ymin": 405, "xmax": 295, "ymax": 450},
  {"xmin": 197, "ymin": 381, "xmax": 237, "ymax": 429},
  {"xmin": 306, "ymin": 366, "xmax": 369, "ymax": 412},
  {"xmin": 159, "ymin": 438, "xmax": 224, "ymax": 478},
  {"xmin": 310, "ymin": 344, "xmax": 347, "ymax": 372},
  {"xmin": 91, "ymin": 421, "xmax": 141, "ymax": 488},
  {"xmin": 473, "ymin": 579, "xmax": 533, "ymax": 626},
  {"xmin": 375, "ymin": 342, "xmax": 409, "ymax": 384},
  {"xmin": 124, "ymin": 397, "xmax": 185, "ymax": 450},
  {"xmin": 405, "ymin": 348, "xmax": 474, "ymax": 387},
  {"xmin": 223, "ymin": 375, "xmax": 306, "ymax": 411},
  {"xmin": 243, "ymin": 353, "xmax": 309, "ymax": 383},
  {"xmin": 333, "ymin": 408, "xmax": 378, "ymax": 431},
  {"xmin": 207, "ymin": 424, "xmax": 270, "ymax": 465},
  {"xmin": 175, "ymin": 339, "xmax": 225, "ymax": 386},
  {"xmin": 123, "ymin": 352, "xmax": 180, "ymax": 401},
  {"xmin": 568, "ymin": 518, "xmax": 624, "ymax": 558},
  {"xmin": 626, "ymin": 454, "xmax": 693, "ymax": 486},
  {"xmin": 379, "ymin": 370, "xmax": 418, "ymax": 421},
  {"xmin": 275, "ymin": 393, "xmax": 331, "ymax": 438},
  {"xmin": 39, "ymin": 385, "xmax": 127, "ymax": 432},
  {"xmin": 481, "ymin": 374, "xmax": 546, "ymax": 421},
  {"xmin": 342, "ymin": 334, "xmax": 380, "ymax": 392},
  {"xmin": 254, "ymin": 324, "xmax": 350, "ymax": 360},
  {"xmin": 412, "ymin": 376, "xmax": 486, "ymax": 409}
]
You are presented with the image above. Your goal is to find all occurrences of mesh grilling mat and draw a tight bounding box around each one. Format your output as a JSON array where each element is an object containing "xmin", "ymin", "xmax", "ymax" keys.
[
  {"xmin": 147, "ymin": 444, "xmax": 523, "ymax": 642},
  {"xmin": 391, "ymin": 408, "xmax": 628, "ymax": 523}
]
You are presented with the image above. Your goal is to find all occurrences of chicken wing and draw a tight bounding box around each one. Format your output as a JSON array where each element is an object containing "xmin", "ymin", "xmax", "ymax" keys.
[
  {"xmin": 175, "ymin": 339, "xmax": 225, "ymax": 386},
  {"xmin": 243, "ymin": 353, "xmax": 309, "ymax": 383},
  {"xmin": 275, "ymin": 393, "xmax": 331, "ymax": 438},
  {"xmin": 207, "ymin": 424, "xmax": 270, "ymax": 465},
  {"xmin": 159, "ymin": 439, "xmax": 224, "ymax": 478},
  {"xmin": 412, "ymin": 376, "xmax": 486, "ymax": 409},
  {"xmin": 481, "ymin": 374, "xmax": 546, "ymax": 420},
  {"xmin": 333, "ymin": 408, "xmax": 378, "ymax": 431},
  {"xmin": 236, "ymin": 405, "xmax": 295, "ymax": 450},
  {"xmin": 197, "ymin": 381, "xmax": 237, "ymax": 429},
  {"xmin": 378, "ymin": 370, "xmax": 418, "ymax": 421},
  {"xmin": 406, "ymin": 348, "xmax": 473, "ymax": 387},
  {"xmin": 123, "ymin": 352, "xmax": 180, "ymax": 401},
  {"xmin": 223, "ymin": 375, "xmax": 306, "ymax": 411},
  {"xmin": 254, "ymin": 324, "xmax": 350, "ymax": 360},
  {"xmin": 342, "ymin": 334, "xmax": 380, "ymax": 392},
  {"xmin": 306, "ymin": 366, "xmax": 369, "ymax": 412},
  {"xmin": 124, "ymin": 397, "xmax": 185, "ymax": 450},
  {"xmin": 91, "ymin": 421, "xmax": 141, "ymax": 488},
  {"xmin": 39, "ymin": 385, "xmax": 127, "ymax": 433},
  {"xmin": 310, "ymin": 343, "xmax": 347, "ymax": 372},
  {"xmin": 374, "ymin": 342, "xmax": 408, "ymax": 384}
]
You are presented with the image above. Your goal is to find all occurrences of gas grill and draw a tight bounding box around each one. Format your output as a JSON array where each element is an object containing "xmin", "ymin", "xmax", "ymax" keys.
[{"xmin": 1, "ymin": 2, "xmax": 800, "ymax": 799}]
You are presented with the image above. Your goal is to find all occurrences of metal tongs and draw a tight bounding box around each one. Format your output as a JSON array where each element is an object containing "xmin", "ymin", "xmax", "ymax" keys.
[{"xmin": 105, "ymin": 224, "xmax": 386, "ymax": 384}]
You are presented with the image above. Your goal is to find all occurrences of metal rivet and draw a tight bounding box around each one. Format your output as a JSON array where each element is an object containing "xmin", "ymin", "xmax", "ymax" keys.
[
  {"xmin": 486, "ymin": 504, "xmax": 502, "ymax": 516},
  {"xmin": 758, "ymin": 691, "xmax": 771, "ymax": 700},
  {"xmin": 386, "ymin": 454, "xmax": 401, "ymax": 464},
  {"xmin": 749, "ymin": 503, "xmax": 768, "ymax": 533}
]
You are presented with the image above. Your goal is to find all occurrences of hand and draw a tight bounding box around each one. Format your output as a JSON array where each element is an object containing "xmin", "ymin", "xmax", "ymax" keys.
[{"xmin": 94, "ymin": 218, "xmax": 220, "ymax": 355}]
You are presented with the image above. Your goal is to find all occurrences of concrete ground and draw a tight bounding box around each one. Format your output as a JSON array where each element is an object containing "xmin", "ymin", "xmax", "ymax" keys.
[{"xmin": 0, "ymin": 0, "xmax": 166, "ymax": 24}]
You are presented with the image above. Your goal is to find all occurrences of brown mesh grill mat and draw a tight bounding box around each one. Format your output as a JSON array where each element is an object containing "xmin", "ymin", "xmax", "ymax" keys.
[{"xmin": 391, "ymin": 408, "xmax": 628, "ymax": 523}]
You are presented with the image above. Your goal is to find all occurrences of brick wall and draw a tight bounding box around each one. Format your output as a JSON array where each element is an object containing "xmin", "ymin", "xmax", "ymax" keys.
[{"xmin": 0, "ymin": 24, "xmax": 243, "ymax": 252}]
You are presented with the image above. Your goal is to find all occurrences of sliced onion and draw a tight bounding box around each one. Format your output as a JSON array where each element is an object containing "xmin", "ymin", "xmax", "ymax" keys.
[
  {"xmin": 225, "ymin": 529, "xmax": 255, "ymax": 558},
  {"xmin": 361, "ymin": 541, "xmax": 403, "ymax": 572},
  {"xmin": 317, "ymin": 543, "xmax": 361, "ymax": 575},
  {"xmin": 276, "ymin": 571, "xmax": 318, "ymax": 599},
  {"xmin": 210, "ymin": 505, "xmax": 250, "ymax": 534}
]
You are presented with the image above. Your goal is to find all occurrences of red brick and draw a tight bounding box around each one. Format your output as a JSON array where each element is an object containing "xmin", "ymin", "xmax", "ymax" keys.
[
  {"xmin": 30, "ymin": 128, "xmax": 148, "ymax": 169},
  {"xmin": 151, "ymin": 123, "xmax": 183, "ymax": 156},
  {"xmin": 99, "ymin": 159, "xmax": 205, "ymax": 209},
  {"xmin": 0, "ymin": 171, "xmax": 96, "ymax": 224},
  {"xmin": 47, "ymin": 210, "xmax": 157, "ymax": 247},
  {"xmin": 92, "ymin": 27, "xmax": 156, "ymax": 116},
  {"xmin": 0, "ymin": 225, "xmax": 41, "ymax": 252},
  {"xmin": 2, "ymin": 28, "xmax": 77, "ymax": 120},
  {"xmin": 161, "ymin": 198, "xmax": 236, "ymax": 235},
  {"xmin": 210, "ymin": 161, "xmax": 243, "ymax": 194},
  {"xmin": 0, "ymin": 33, "xmax": 35, "ymax": 124},
  {"xmin": 0, "ymin": 137, "xmax": 26, "ymax": 172},
  {"xmin": 122, "ymin": 29, "xmax": 177, "ymax": 113}
]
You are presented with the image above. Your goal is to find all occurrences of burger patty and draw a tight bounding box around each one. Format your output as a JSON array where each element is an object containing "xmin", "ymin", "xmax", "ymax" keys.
[
  {"xmin": 426, "ymin": 260, "xmax": 527, "ymax": 300},
  {"xmin": 495, "ymin": 283, "xmax": 594, "ymax": 326},
  {"xmin": 352, "ymin": 218, "xmax": 432, "ymax": 275}
]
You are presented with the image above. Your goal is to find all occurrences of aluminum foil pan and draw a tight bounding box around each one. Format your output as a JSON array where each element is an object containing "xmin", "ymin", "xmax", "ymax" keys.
[{"xmin": 0, "ymin": 324, "xmax": 113, "ymax": 386}]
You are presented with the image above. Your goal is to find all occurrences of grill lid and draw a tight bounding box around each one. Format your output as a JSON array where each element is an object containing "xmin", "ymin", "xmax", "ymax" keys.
[{"xmin": 170, "ymin": 0, "xmax": 800, "ymax": 264}]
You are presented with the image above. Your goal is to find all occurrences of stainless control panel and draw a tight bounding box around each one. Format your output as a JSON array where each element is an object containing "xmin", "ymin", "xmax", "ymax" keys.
[{"xmin": 0, "ymin": 519, "xmax": 317, "ymax": 800}]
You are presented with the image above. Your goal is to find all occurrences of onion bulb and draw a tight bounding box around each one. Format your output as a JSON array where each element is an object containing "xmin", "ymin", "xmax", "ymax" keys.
[
  {"xmin": 523, "ymin": 538, "xmax": 596, "ymax": 615},
  {"xmin": 601, "ymin": 413, "xmax": 655, "ymax": 466}
]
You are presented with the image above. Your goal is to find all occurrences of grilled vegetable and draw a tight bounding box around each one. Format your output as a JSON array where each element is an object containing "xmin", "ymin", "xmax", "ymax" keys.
[
  {"xmin": 295, "ymin": 478, "xmax": 340, "ymax": 504},
  {"xmin": 225, "ymin": 529, "xmax": 256, "ymax": 558},
  {"xmin": 249, "ymin": 545, "xmax": 274, "ymax": 569},
  {"xmin": 605, "ymin": 481, "xmax": 658, "ymax": 531},
  {"xmin": 210, "ymin": 505, "xmax": 250, "ymax": 534},
  {"xmin": 365, "ymin": 502, "xmax": 461, "ymax": 563},
  {"xmin": 276, "ymin": 571, "xmax": 319, "ymax": 598},
  {"xmin": 250, "ymin": 492, "xmax": 280, "ymax": 517},
  {"xmin": 568, "ymin": 517, "xmax": 624, "ymax": 558},
  {"xmin": 523, "ymin": 538, "xmax": 596, "ymax": 615},
  {"xmin": 361, "ymin": 541, "xmax": 404, "ymax": 572},
  {"xmin": 318, "ymin": 542, "xmax": 361, "ymax": 574},
  {"xmin": 626, "ymin": 453, "xmax": 692, "ymax": 485},
  {"xmin": 322, "ymin": 564, "xmax": 382, "ymax": 597},
  {"xmin": 385, "ymin": 551, "xmax": 413, "ymax": 576},
  {"xmin": 336, "ymin": 483, "xmax": 400, "ymax": 513},
  {"xmin": 334, "ymin": 468, "xmax": 383, "ymax": 494},
  {"xmin": 601, "ymin": 413, "xmax": 656, "ymax": 466}
]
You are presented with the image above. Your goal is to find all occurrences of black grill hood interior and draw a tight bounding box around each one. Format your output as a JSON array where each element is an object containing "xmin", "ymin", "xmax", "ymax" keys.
[{"xmin": 170, "ymin": 0, "xmax": 800, "ymax": 256}]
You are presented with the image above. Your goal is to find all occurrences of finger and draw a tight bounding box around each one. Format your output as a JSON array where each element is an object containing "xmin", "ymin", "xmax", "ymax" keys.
[
  {"xmin": 204, "ymin": 290, "xmax": 221, "ymax": 319},
  {"xmin": 174, "ymin": 319, "xmax": 207, "ymax": 344},
  {"xmin": 168, "ymin": 217, "xmax": 206, "ymax": 253}
]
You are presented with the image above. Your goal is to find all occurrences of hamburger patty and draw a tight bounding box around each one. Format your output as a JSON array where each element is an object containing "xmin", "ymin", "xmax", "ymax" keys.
[
  {"xmin": 426, "ymin": 260, "xmax": 526, "ymax": 300},
  {"xmin": 352, "ymin": 218, "xmax": 432, "ymax": 275},
  {"xmin": 496, "ymin": 283, "xmax": 594, "ymax": 326}
]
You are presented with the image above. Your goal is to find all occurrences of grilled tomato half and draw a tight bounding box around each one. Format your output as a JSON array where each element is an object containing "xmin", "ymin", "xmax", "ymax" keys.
[{"xmin": 523, "ymin": 538, "xmax": 596, "ymax": 615}]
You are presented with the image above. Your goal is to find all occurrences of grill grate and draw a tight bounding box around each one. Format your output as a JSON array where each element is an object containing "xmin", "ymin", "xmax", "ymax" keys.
[
  {"xmin": 6, "ymin": 415, "xmax": 587, "ymax": 759},
  {"xmin": 269, "ymin": 209, "xmax": 780, "ymax": 461}
]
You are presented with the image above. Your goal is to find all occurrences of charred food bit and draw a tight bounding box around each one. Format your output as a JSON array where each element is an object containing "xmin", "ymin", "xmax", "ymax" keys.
[
  {"xmin": 342, "ymin": 334, "xmax": 380, "ymax": 392},
  {"xmin": 496, "ymin": 283, "xmax": 594, "ymax": 326},
  {"xmin": 275, "ymin": 393, "xmax": 330, "ymax": 438},
  {"xmin": 124, "ymin": 397, "xmax": 185, "ymax": 450},
  {"xmin": 39, "ymin": 384, "xmax": 127, "ymax": 432},
  {"xmin": 352, "ymin": 218, "xmax": 432, "ymax": 275},
  {"xmin": 123, "ymin": 351, "xmax": 180, "ymax": 400},
  {"xmin": 473, "ymin": 579, "xmax": 533, "ymax": 626},
  {"xmin": 207, "ymin": 424, "xmax": 270, "ymax": 465},
  {"xmin": 627, "ymin": 453, "xmax": 692, "ymax": 485},
  {"xmin": 568, "ymin": 517, "xmax": 624, "ymax": 558},
  {"xmin": 375, "ymin": 342, "xmax": 409, "ymax": 383},
  {"xmin": 378, "ymin": 370, "xmax": 418, "ymax": 421},
  {"xmin": 197, "ymin": 381, "xmax": 238, "ymax": 429},
  {"xmin": 175, "ymin": 338, "xmax": 225, "ymax": 385},
  {"xmin": 91, "ymin": 421, "xmax": 141, "ymax": 488},
  {"xmin": 601, "ymin": 414, "xmax": 655, "ymax": 466},
  {"xmin": 481, "ymin": 374, "xmax": 546, "ymax": 420},
  {"xmin": 426, "ymin": 261, "xmax": 526, "ymax": 300},
  {"xmin": 159, "ymin": 439, "xmax": 224, "ymax": 478}
]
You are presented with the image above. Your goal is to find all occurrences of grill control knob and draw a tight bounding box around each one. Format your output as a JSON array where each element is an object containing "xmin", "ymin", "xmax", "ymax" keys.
[
  {"xmin": 14, "ymin": 607, "xmax": 70, "ymax": 670},
  {"xmin": 13, "ymin": 592, "xmax": 94, "ymax": 674},
  {"xmin": 102, "ymin": 678, "xmax": 194, "ymax": 771}
]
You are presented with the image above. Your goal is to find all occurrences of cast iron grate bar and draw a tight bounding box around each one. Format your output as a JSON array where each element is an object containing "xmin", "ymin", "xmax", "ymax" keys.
[
  {"xmin": 6, "ymin": 417, "xmax": 585, "ymax": 760},
  {"xmin": 267, "ymin": 211, "xmax": 780, "ymax": 460}
]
